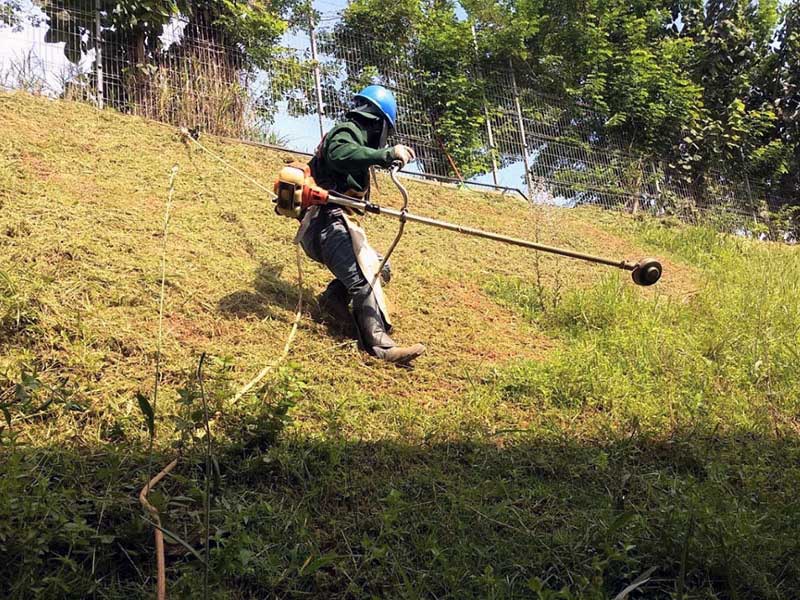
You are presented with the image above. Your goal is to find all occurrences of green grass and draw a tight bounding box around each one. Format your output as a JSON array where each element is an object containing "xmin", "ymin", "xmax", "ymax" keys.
[
  {"xmin": 1, "ymin": 91, "xmax": 799, "ymax": 599},
  {"xmin": 483, "ymin": 223, "xmax": 800, "ymax": 598}
]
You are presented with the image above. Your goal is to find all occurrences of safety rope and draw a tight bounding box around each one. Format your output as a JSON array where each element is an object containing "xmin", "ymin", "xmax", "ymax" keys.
[
  {"xmin": 179, "ymin": 128, "xmax": 275, "ymax": 197},
  {"xmin": 231, "ymin": 245, "xmax": 303, "ymax": 403},
  {"xmin": 178, "ymin": 128, "xmax": 304, "ymax": 401}
]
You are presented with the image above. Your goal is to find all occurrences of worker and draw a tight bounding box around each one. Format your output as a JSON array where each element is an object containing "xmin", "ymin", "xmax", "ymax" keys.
[{"xmin": 295, "ymin": 85, "xmax": 425, "ymax": 365}]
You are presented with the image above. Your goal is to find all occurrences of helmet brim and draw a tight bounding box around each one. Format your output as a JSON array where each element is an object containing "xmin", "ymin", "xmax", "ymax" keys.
[{"xmin": 354, "ymin": 93, "xmax": 396, "ymax": 130}]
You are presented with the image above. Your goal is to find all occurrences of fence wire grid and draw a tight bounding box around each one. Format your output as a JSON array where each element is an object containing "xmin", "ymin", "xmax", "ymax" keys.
[{"xmin": 1, "ymin": 0, "xmax": 796, "ymax": 240}]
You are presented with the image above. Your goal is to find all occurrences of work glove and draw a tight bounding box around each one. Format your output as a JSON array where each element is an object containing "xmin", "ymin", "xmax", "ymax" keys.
[{"xmin": 390, "ymin": 144, "xmax": 416, "ymax": 168}]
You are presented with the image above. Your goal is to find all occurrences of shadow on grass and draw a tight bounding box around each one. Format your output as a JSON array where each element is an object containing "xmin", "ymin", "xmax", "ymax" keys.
[
  {"xmin": 2, "ymin": 426, "xmax": 799, "ymax": 599},
  {"xmin": 218, "ymin": 261, "xmax": 316, "ymax": 320}
]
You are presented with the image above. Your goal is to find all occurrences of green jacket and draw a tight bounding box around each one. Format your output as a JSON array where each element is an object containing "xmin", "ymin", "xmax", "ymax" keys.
[{"xmin": 309, "ymin": 114, "xmax": 394, "ymax": 196}]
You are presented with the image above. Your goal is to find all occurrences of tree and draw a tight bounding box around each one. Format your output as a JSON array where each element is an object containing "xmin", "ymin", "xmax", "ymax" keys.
[
  {"xmin": 669, "ymin": 0, "xmax": 781, "ymax": 200},
  {"xmin": 0, "ymin": 1, "xmax": 34, "ymax": 30},
  {"xmin": 752, "ymin": 1, "xmax": 800, "ymax": 202},
  {"xmin": 463, "ymin": 0, "xmax": 798, "ymax": 204}
]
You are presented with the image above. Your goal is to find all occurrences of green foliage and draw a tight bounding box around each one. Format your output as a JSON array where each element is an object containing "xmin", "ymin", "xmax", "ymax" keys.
[
  {"xmin": 135, "ymin": 391, "xmax": 155, "ymax": 437},
  {"xmin": 0, "ymin": 0, "xmax": 28, "ymax": 30},
  {"xmin": 0, "ymin": 450, "xmax": 137, "ymax": 599},
  {"xmin": 486, "ymin": 223, "xmax": 800, "ymax": 432},
  {"xmin": 481, "ymin": 225, "xmax": 800, "ymax": 598},
  {"xmin": 39, "ymin": 0, "xmax": 301, "ymax": 64},
  {"xmin": 462, "ymin": 0, "xmax": 703, "ymax": 155},
  {"xmin": 461, "ymin": 0, "xmax": 799, "ymax": 201},
  {"xmin": 34, "ymin": 0, "xmax": 305, "ymax": 129},
  {"xmin": 765, "ymin": 1, "xmax": 800, "ymax": 198},
  {"xmin": 229, "ymin": 363, "xmax": 304, "ymax": 452},
  {"xmin": 40, "ymin": 0, "xmax": 182, "ymax": 64}
]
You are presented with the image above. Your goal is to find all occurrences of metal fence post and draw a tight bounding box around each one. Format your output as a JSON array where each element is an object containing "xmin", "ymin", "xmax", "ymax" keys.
[
  {"xmin": 651, "ymin": 160, "xmax": 662, "ymax": 214},
  {"xmin": 471, "ymin": 24, "xmax": 499, "ymax": 186},
  {"xmin": 308, "ymin": 13, "xmax": 325, "ymax": 139},
  {"xmin": 94, "ymin": 0, "xmax": 104, "ymax": 109},
  {"xmin": 743, "ymin": 171, "xmax": 760, "ymax": 231},
  {"xmin": 509, "ymin": 59, "xmax": 533, "ymax": 200}
]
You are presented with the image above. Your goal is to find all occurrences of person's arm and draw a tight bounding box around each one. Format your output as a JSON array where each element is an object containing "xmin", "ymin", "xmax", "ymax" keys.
[{"xmin": 326, "ymin": 128, "xmax": 394, "ymax": 171}]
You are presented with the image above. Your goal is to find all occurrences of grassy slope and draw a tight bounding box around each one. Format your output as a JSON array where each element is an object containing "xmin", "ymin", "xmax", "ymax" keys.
[{"xmin": 1, "ymin": 92, "xmax": 798, "ymax": 599}]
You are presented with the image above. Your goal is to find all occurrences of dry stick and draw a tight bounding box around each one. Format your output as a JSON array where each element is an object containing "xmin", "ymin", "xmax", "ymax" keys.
[
  {"xmin": 436, "ymin": 135, "xmax": 464, "ymax": 182},
  {"xmin": 196, "ymin": 353, "xmax": 212, "ymax": 600},
  {"xmin": 141, "ymin": 165, "xmax": 179, "ymax": 600},
  {"xmin": 118, "ymin": 542, "xmax": 146, "ymax": 584},
  {"xmin": 232, "ymin": 245, "xmax": 304, "ymax": 403},
  {"xmin": 139, "ymin": 458, "xmax": 180, "ymax": 600},
  {"xmin": 91, "ymin": 481, "xmax": 114, "ymax": 581},
  {"xmin": 147, "ymin": 165, "xmax": 180, "ymax": 480},
  {"xmin": 9, "ymin": 409, "xmax": 55, "ymax": 425}
]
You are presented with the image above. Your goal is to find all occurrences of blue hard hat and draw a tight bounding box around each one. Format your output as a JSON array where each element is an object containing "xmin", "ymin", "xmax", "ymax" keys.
[{"xmin": 354, "ymin": 85, "xmax": 398, "ymax": 129}]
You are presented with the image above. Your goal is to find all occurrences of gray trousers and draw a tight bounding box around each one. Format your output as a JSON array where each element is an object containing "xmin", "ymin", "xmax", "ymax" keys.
[{"xmin": 299, "ymin": 207, "xmax": 394, "ymax": 352}]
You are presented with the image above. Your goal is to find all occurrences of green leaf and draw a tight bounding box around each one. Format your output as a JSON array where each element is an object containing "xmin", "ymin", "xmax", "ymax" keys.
[
  {"xmin": 299, "ymin": 553, "xmax": 340, "ymax": 576},
  {"xmin": 136, "ymin": 392, "xmax": 155, "ymax": 437}
]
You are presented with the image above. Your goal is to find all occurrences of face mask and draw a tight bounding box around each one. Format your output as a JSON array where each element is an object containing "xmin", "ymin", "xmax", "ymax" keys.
[
  {"xmin": 377, "ymin": 119, "xmax": 389, "ymax": 148},
  {"xmin": 351, "ymin": 103, "xmax": 390, "ymax": 149},
  {"xmin": 365, "ymin": 117, "xmax": 389, "ymax": 149}
]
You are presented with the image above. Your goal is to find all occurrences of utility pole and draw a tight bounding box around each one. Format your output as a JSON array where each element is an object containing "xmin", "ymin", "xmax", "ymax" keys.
[
  {"xmin": 308, "ymin": 10, "xmax": 325, "ymax": 139},
  {"xmin": 95, "ymin": 0, "xmax": 104, "ymax": 109},
  {"xmin": 509, "ymin": 59, "xmax": 532, "ymax": 200},
  {"xmin": 471, "ymin": 24, "xmax": 499, "ymax": 186}
]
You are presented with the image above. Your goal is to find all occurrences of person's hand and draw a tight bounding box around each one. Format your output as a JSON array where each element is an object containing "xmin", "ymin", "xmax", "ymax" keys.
[{"xmin": 390, "ymin": 144, "xmax": 416, "ymax": 167}]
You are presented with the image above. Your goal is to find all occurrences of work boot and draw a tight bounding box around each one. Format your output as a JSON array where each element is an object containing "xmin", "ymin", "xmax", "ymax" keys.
[
  {"xmin": 355, "ymin": 292, "xmax": 425, "ymax": 365},
  {"xmin": 373, "ymin": 343, "xmax": 426, "ymax": 365}
]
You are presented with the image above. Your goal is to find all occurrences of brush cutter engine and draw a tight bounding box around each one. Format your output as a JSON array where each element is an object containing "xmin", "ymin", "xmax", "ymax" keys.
[{"xmin": 273, "ymin": 162, "xmax": 330, "ymax": 219}]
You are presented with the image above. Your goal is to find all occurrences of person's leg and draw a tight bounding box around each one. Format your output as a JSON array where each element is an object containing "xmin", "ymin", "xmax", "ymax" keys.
[
  {"xmin": 317, "ymin": 278, "xmax": 353, "ymax": 331},
  {"xmin": 319, "ymin": 217, "xmax": 392, "ymax": 349},
  {"xmin": 319, "ymin": 216, "xmax": 424, "ymax": 364}
]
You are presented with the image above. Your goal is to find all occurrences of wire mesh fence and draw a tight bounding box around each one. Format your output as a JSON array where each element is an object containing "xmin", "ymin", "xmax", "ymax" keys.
[{"xmin": 1, "ymin": 1, "xmax": 796, "ymax": 240}]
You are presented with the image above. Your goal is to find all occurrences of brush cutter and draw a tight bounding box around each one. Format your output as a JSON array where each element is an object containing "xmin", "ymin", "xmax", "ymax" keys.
[{"xmin": 273, "ymin": 163, "xmax": 663, "ymax": 287}]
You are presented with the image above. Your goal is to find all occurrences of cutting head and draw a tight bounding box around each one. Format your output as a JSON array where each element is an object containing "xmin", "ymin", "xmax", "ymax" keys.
[{"xmin": 631, "ymin": 258, "xmax": 662, "ymax": 286}]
